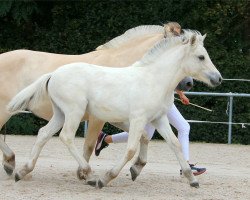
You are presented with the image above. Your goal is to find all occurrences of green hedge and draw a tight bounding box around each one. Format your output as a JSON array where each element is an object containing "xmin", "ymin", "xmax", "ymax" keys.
[{"xmin": 0, "ymin": 0, "xmax": 249, "ymax": 144}]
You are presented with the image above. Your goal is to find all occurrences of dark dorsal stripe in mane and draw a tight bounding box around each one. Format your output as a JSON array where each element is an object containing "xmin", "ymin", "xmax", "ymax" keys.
[
  {"xmin": 138, "ymin": 29, "xmax": 203, "ymax": 65},
  {"xmin": 96, "ymin": 25, "xmax": 164, "ymax": 50}
]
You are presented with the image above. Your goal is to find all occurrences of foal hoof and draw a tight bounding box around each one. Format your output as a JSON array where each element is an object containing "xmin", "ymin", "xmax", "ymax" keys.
[
  {"xmin": 190, "ymin": 182, "xmax": 199, "ymax": 188},
  {"xmin": 130, "ymin": 167, "xmax": 138, "ymax": 181},
  {"xmin": 15, "ymin": 173, "xmax": 21, "ymax": 182},
  {"xmin": 3, "ymin": 164, "xmax": 14, "ymax": 175},
  {"xmin": 97, "ymin": 180, "xmax": 104, "ymax": 189},
  {"xmin": 87, "ymin": 180, "xmax": 97, "ymax": 187}
]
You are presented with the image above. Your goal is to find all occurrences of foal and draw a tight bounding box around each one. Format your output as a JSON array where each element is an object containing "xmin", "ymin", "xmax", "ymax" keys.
[{"xmin": 8, "ymin": 30, "xmax": 222, "ymax": 188}]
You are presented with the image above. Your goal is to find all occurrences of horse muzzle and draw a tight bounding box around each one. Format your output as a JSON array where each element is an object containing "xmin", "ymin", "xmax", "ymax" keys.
[
  {"xmin": 208, "ymin": 72, "xmax": 222, "ymax": 87},
  {"xmin": 176, "ymin": 76, "xmax": 194, "ymax": 91}
]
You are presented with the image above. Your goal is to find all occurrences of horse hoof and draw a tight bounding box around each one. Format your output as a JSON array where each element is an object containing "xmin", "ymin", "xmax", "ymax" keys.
[
  {"xmin": 87, "ymin": 180, "xmax": 97, "ymax": 187},
  {"xmin": 97, "ymin": 180, "xmax": 104, "ymax": 189},
  {"xmin": 15, "ymin": 173, "xmax": 21, "ymax": 182},
  {"xmin": 77, "ymin": 168, "xmax": 86, "ymax": 180},
  {"xmin": 190, "ymin": 182, "xmax": 199, "ymax": 188},
  {"xmin": 3, "ymin": 165, "xmax": 14, "ymax": 175},
  {"xmin": 3, "ymin": 154, "xmax": 15, "ymax": 175},
  {"xmin": 130, "ymin": 167, "xmax": 138, "ymax": 181}
]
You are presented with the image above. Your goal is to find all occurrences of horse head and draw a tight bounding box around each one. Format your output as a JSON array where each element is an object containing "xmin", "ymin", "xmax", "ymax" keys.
[{"xmin": 181, "ymin": 31, "xmax": 222, "ymax": 87}]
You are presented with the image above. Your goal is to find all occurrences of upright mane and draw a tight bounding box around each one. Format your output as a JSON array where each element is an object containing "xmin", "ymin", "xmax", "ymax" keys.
[
  {"xmin": 182, "ymin": 29, "xmax": 203, "ymax": 44},
  {"xmin": 96, "ymin": 25, "xmax": 164, "ymax": 50},
  {"xmin": 139, "ymin": 29, "xmax": 203, "ymax": 65}
]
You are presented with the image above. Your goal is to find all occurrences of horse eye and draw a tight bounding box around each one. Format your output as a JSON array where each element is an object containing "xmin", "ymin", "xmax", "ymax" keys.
[{"xmin": 198, "ymin": 55, "xmax": 205, "ymax": 61}]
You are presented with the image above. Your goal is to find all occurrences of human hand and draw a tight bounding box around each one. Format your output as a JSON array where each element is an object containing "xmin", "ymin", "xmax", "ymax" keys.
[{"xmin": 180, "ymin": 94, "xmax": 190, "ymax": 105}]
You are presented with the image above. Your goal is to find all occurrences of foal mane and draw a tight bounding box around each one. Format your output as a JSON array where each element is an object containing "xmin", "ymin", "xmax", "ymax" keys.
[
  {"xmin": 139, "ymin": 29, "xmax": 203, "ymax": 65},
  {"xmin": 96, "ymin": 25, "xmax": 164, "ymax": 50}
]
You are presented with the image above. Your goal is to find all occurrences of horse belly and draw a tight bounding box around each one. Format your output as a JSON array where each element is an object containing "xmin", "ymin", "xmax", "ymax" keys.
[{"xmin": 86, "ymin": 102, "xmax": 129, "ymax": 122}]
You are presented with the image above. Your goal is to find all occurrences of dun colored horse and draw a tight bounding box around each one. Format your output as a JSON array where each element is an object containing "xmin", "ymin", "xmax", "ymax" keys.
[{"xmin": 8, "ymin": 30, "xmax": 222, "ymax": 188}]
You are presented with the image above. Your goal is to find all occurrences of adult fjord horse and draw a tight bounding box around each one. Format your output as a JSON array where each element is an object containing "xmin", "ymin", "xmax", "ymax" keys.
[
  {"xmin": 8, "ymin": 30, "xmax": 222, "ymax": 188},
  {"xmin": 0, "ymin": 23, "xmax": 179, "ymax": 174}
]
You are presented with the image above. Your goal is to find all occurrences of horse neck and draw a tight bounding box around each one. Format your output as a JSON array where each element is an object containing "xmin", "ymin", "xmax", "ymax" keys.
[
  {"xmin": 146, "ymin": 46, "xmax": 187, "ymax": 93},
  {"xmin": 102, "ymin": 34, "xmax": 164, "ymax": 66}
]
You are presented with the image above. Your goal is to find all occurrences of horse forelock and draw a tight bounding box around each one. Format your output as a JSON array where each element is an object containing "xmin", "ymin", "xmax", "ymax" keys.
[
  {"xmin": 96, "ymin": 25, "xmax": 164, "ymax": 50},
  {"xmin": 138, "ymin": 29, "xmax": 204, "ymax": 65}
]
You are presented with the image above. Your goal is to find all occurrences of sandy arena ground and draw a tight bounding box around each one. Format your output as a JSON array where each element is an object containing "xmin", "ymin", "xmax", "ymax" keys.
[{"xmin": 0, "ymin": 135, "xmax": 249, "ymax": 200}]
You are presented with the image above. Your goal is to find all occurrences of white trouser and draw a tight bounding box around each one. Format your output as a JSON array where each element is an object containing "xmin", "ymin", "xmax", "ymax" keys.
[{"xmin": 112, "ymin": 104, "xmax": 190, "ymax": 161}]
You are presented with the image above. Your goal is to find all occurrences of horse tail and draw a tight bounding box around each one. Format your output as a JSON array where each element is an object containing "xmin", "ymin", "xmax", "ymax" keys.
[{"xmin": 7, "ymin": 73, "xmax": 52, "ymax": 114}]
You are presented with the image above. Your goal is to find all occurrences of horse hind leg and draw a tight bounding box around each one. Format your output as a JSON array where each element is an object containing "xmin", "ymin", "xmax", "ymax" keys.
[
  {"xmin": 59, "ymin": 103, "xmax": 95, "ymax": 183},
  {"xmin": 0, "ymin": 112, "xmax": 15, "ymax": 175},
  {"xmin": 79, "ymin": 116, "xmax": 105, "ymax": 181},
  {"xmin": 1, "ymin": 138, "xmax": 15, "ymax": 175},
  {"xmin": 15, "ymin": 103, "xmax": 64, "ymax": 181},
  {"xmin": 130, "ymin": 133, "xmax": 149, "ymax": 181}
]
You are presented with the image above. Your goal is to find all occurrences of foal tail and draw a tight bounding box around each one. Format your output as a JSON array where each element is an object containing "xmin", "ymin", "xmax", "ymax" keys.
[{"xmin": 7, "ymin": 73, "xmax": 52, "ymax": 115}]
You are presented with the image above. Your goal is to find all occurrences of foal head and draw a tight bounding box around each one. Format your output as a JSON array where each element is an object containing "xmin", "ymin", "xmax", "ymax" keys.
[{"xmin": 181, "ymin": 30, "xmax": 222, "ymax": 87}]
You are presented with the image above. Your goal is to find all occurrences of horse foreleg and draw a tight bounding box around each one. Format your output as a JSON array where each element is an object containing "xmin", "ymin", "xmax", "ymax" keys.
[
  {"xmin": 152, "ymin": 114, "xmax": 199, "ymax": 188},
  {"xmin": 130, "ymin": 133, "xmax": 149, "ymax": 181},
  {"xmin": 15, "ymin": 107, "xmax": 64, "ymax": 181},
  {"xmin": 95, "ymin": 118, "xmax": 146, "ymax": 188},
  {"xmin": 83, "ymin": 116, "xmax": 105, "ymax": 162},
  {"xmin": 111, "ymin": 122, "xmax": 148, "ymax": 181}
]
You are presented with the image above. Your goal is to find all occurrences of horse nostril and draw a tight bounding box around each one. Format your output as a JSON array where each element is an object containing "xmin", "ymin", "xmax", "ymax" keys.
[
  {"xmin": 219, "ymin": 77, "xmax": 222, "ymax": 83},
  {"xmin": 186, "ymin": 82, "xmax": 193, "ymax": 87}
]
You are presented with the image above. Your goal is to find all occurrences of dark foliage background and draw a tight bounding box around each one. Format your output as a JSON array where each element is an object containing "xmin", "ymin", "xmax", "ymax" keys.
[{"xmin": 0, "ymin": 0, "xmax": 249, "ymax": 144}]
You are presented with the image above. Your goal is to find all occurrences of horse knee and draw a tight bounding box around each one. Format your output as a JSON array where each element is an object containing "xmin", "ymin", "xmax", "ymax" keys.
[
  {"xmin": 37, "ymin": 128, "xmax": 51, "ymax": 144},
  {"xmin": 59, "ymin": 133, "xmax": 73, "ymax": 145},
  {"xmin": 140, "ymin": 135, "xmax": 150, "ymax": 144}
]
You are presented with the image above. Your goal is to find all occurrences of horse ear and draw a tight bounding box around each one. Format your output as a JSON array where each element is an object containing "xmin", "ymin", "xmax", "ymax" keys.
[
  {"xmin": 182, "ymin": 37, "xmax": 189, "ymax": 44},
  {"xmin": 202, "ymin": 34, "xmax": 207, "ymax": 41},
  {"xmin": 190, "ymin": 35, "xmax": 197, "ymax": 46}
]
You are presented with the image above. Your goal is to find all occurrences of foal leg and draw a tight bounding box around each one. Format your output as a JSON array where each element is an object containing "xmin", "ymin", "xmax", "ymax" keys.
[
  {"xmin": 83, "ymin": 115, "xmax": 105, "ymax": 162},
  {"xmin": 95, "ymin": 118, "xmax": 146, "ymax": 188},
  {"xmin": 152, "ymin": 114, "xmax": 199, "ymax": 188},
  {"xmin": 130, "ymin": 133, "xmax": 149, "ymax": 181},
  {"xmin": 1, "ymin": 137, "xmax": 15, "ymax": 175},
  {"xmin": 0, "ymin": 113, "xmax": 15, "ymax": 175},
  {"xmin": 111, "ymin": 122, "xmax": 149, "ymax": 181},
  {"xmin": 59, "ymin": 110, "xmax": 95, "ymax": 184},
  {"xmin": 15, "ymin": 106, "xmax": 64, "ymax": 181}
]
